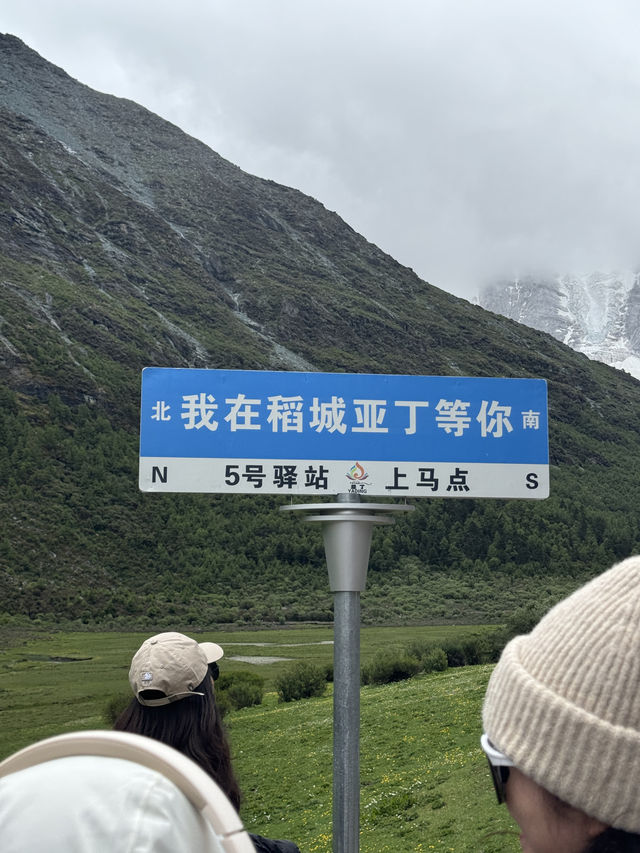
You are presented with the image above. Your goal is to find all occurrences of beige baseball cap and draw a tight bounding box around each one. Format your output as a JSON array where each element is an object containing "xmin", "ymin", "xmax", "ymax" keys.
[{"xmin": 129, "ymin": 632, "xmax": 224, "ymax": 707}]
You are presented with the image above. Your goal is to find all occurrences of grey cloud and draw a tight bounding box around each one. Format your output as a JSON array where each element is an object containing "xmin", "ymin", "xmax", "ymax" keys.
[{"xmin": 4, "ymin": 0, "xmax": 640, "ymax": 297}]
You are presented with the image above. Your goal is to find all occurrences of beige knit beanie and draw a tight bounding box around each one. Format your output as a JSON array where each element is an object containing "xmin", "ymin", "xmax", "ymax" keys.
[{"xmin": 482, "ymin": 555, "xmax": 640, "ymax": 833}]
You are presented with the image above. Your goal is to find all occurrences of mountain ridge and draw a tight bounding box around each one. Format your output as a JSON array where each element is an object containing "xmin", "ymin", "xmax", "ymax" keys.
[{"xmin": 3, "ymin": 33, "xmax": 640, "ymax": 628}]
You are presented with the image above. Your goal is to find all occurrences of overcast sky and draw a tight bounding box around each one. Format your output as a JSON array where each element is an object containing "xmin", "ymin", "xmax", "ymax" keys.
[{"xmin": 3, "ymin": 1, "xmax": 640, "ymax": 299}]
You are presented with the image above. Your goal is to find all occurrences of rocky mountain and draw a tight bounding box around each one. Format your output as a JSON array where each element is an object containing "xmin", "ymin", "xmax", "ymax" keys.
[
  {"xmin": 3, "ymin": 33, "xmax": 640, "ymax": 628},
  {"xmin": 478, "ymin": 271, "xmax": 640, "ymax": 381}
]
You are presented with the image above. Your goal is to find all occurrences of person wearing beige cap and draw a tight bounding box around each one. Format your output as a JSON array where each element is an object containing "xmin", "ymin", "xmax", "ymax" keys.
[
  {"xmin": 480, "ymin": 555, "xmax": 640, "ymax": 853},
  {"xmin": 125, "ymin": 631, "xmax": 225, "ymax": 707},
  {"xmin": 115, "ymin": 632, "xmax": 300, "ymax": 853}
]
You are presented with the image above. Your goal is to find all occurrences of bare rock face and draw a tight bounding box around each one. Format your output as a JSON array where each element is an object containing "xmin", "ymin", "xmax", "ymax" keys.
[{"xmin": 2, "ymin": 32, "xmax": 486, "ymax": 405}]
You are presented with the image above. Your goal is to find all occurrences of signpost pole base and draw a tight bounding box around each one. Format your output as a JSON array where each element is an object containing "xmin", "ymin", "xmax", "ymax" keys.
[
  {"xmin": 333, "ymin": 588, "xmax": 360, "ymax": 853},
  {"xmin": 281, "ymin": 495, "xmax": 414, "ymax": 853}
]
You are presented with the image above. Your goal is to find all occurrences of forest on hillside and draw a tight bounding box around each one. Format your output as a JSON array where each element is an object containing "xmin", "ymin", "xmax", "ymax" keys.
[{"xmin": 3, "ymin": 384, "xmax": 638, "ymax": 630}]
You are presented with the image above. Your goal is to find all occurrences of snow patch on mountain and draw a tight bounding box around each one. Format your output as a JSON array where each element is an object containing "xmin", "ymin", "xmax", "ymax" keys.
[{"xmin": 478, "ymin": 271, "xmax": 640, "ymax": 381}]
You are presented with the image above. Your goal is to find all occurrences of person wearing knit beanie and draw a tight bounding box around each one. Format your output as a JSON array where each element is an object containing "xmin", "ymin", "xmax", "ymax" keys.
[{"xmin": 481, "ymin": 555, "xmax": 640, "ymax": 853}]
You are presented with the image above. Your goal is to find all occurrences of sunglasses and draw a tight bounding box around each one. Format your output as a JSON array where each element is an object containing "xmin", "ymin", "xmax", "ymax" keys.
[
  {"xmin": 481, "ymin": 733, "xmax": 514, "ymax": 805},
  {"xmin": 209, "ymin": 661, "xmax": 220, "ymax": 681}
]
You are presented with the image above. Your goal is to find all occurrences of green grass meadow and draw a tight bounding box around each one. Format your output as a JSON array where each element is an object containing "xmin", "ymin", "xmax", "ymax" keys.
[{"xmin": 0, "ymin": 626, "xmax": 519, "ymax": 851}]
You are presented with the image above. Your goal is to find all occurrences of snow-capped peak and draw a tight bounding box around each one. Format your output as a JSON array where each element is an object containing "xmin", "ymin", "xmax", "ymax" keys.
[{"xmin": 478, "ymin": 270, "xmax": 640, "ymax": 381}]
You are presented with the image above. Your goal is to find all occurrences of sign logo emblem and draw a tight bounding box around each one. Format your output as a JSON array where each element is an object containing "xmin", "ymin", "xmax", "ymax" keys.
[
  {"xmin": 346, "ymin": 462, "xmax": 371, "ymax": 494},
  {"xmin": 346, "ymin": 462, "xmax": 368, "ymax": 482}
]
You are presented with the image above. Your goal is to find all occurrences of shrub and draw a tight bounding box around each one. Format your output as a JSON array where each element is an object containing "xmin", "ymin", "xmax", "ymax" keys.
[
  {"xmin": 481, "ymin": 627, "xmax": 510, "ymax": 662},
  {"xmin": 460, "ymin": 637, "xmax": 484, "ymax": 665},
  {"xmin": 215, "ymin": 690, "xmax": 234, "ymax": 719},
  {"xmin": 103, "ymin": 691, "xmax": 132, "ymax": 726},
  {"xmin": 481, "ymin": 603, "xmax": 549, "ymax": 665},
  {"xmin": 227, "ymin": 680, "xmax": 263, "ymax": 709},
  {"xmin": 421, "ymin": 646, "xmax": 448, "ymax": 673},
  {"xmin": 405, "ymin": 640, "xmax": 448, "ymax": 673},
  {"xmin": 361, "ymin": 652, "xmax": 421, "ymax": 685},
  {"xmin": 441, "ymin": 641, "xmax": 467, "ymax": 668},
  {"xmin": 276, "ymin": 662, "xmax": 326, "ymax": 702},
  {"xmin": 217, "ymin": 670, "xmax": 264, "ymax": 713},
  {"xmin": 217, "ymin": 669, "xmax": 264, "ymax": 694},
  {"xmin": 505, "ymin": 604, "xmax": 547, "ymax": 638},
  {"xmin": 405, "ymin": 639, "xmax": 435, "ymax": 661}
]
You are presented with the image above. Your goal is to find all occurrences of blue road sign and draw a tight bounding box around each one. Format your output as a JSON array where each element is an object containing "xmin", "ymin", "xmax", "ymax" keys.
[{"xmin": 139, "ymin": 368, "xmax": 549, "ymax": 498}]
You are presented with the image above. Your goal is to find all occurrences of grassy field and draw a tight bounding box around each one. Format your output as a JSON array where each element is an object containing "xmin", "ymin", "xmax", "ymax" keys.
[
  {"xmin": 0, "ymin": 625, "xmax": 518, "ymax": 851},
  {"xmin": 232, "ymin": 669, "xmax": 519, "ymax": 852}
]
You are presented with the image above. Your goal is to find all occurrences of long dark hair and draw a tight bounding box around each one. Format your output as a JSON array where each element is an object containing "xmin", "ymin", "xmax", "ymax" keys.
[
  {"xmin": 585, "ymin": 828, "xmax": 640, "ymax": 853},
  {"xmin": 114, "ymin": 670, "xmax": 242, "ymax": 811}
]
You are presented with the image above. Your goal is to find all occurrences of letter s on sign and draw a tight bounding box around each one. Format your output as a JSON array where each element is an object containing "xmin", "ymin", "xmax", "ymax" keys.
[{"xmin": 525, "ymin": 473, "xmax": 539, "ymax": 490}]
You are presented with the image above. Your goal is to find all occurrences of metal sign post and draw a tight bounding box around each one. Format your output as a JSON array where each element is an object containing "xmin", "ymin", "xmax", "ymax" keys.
[{"xmin": 281, "ymin": 495, "xmax": 414, "ymax": 853}]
